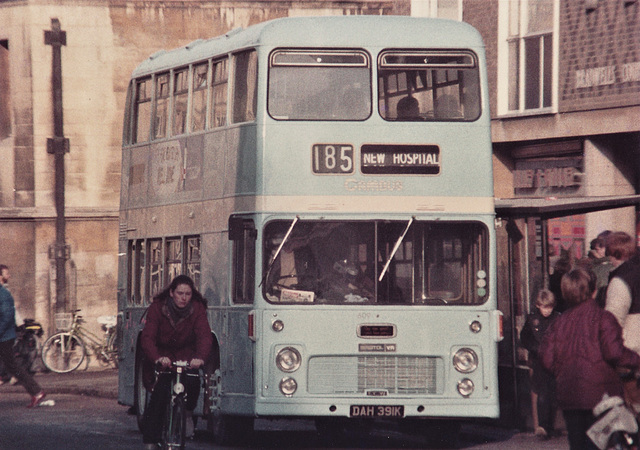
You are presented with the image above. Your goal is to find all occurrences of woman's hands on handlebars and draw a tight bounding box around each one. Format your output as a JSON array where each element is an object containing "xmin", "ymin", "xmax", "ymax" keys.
[
  {"xmin": 156, "ymin": 357, "xmax": 172, "ymax": 369},
  {"xmin": 155, "ymin": 357, "xmax": 204, "ymax": 369},
  {"xmin": 189, "ymin": 358, "xmax": 204, "ymax": 369}
]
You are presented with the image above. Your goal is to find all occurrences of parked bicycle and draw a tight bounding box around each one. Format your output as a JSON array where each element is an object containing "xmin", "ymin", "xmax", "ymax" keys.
[
  {"xmin": 159, "ymin": 361, "xmax": 199, "ymax": 449},
  {"xmin": 14, "ymin": 318, "xmax": 45, "ymax": 373},
  {"xmin": 41, "ymin": 309, "xmax": 118, "ymax": 373}
]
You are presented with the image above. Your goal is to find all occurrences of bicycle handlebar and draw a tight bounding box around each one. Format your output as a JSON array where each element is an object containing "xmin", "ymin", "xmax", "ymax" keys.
[{"xmin": 154, "ymin": 360, "xmax": 201, "ymax": 375}]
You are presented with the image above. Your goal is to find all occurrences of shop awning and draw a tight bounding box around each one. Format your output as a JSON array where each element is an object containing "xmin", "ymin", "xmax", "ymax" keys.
[{"xmin": 495, "ymin": 195, "xmax": 640, "ymax": 220}]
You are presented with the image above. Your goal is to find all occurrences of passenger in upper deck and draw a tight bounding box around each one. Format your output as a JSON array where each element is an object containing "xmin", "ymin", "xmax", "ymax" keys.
[
  {"xmin": 434, "ymin": 94, "xmax": 462, "ymax": 119},
  {"xmin": 396, "ymin": 94, "xmax": 421, "ymax": 120}
]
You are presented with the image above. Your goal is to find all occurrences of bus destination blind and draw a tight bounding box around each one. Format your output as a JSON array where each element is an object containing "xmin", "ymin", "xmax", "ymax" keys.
[{"xmin": 361, "ymin": 144, "xmax": 440, "ymax": 175}]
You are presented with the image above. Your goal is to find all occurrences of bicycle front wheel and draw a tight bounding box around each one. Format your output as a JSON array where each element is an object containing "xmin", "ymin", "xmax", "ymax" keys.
[
  {"xmin": 162, "ymin": 395, "xmax": 186, "ymax": 449},
  {"xmin": 41, "ymin": 332, "xmax": 86, "ymax": 373}
]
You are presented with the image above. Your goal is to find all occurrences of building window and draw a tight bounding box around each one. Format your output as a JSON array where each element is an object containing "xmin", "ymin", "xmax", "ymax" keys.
[
  {"xmin": 501, "ymin": 0, "xmax": 556, "ymax": 114},
  {"xmin": 0, "ymin": 40, "xmax": 10, "ymax": 140}
]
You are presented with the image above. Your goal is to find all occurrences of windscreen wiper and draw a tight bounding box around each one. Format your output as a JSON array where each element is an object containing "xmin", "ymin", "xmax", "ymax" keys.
[
  {"xmin": 260, "ymin": 216, "xmax": 299, "ymax": 288},
  {"xmin": 378, "ymin": 217, "xmax": 414, "ymax": 282}
]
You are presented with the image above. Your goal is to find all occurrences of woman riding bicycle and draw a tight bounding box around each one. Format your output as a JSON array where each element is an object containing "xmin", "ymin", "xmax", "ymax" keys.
[{"xmin": 140, "ymin": 275, "xmax": 212, "ymax": 449}]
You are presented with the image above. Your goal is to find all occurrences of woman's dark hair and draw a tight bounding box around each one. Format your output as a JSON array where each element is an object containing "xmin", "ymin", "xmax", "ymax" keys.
[
  {"xmin": 561, "ymin": 268, "xmax": 595, "ymax": 307},
  {"xmin": 153, "ymin": 275, "xmax": 206, "ymax": 305}
]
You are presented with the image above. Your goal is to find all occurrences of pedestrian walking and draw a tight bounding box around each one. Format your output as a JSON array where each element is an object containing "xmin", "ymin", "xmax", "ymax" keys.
[
  {"xmin": 603, "ymin": 231, "xmax": 640, "ymax": 412},
  {"xmin": 540, "ymin": 268, "xmax": 640, "ymax": 450},
  {"xmin": 0, "ymin": 264, "xmax": 46, "ymax": 407}
]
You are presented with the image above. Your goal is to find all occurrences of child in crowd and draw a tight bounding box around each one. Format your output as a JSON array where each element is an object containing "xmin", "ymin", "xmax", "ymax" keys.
[
  {"xmin": 520, "ymin": 289, "xmax": 560, "ymax": 439},
  {"xmin": 540, "ymin": 268, "xmax": 640, "ymax": 450}
]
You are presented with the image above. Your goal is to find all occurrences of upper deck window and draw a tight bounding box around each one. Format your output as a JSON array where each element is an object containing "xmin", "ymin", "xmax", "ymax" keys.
[
  {"xmin": 211, "ymin": 58, "xmax": 229, "ymax": 128},
  {"xmin": 191, "ymin": 63, "xmax": 208, "ymax": 132},
  {"xmin": 172, "ymin": 69, "xmax": 189, "ymax": 136},
  {"xmin": 268, "ymin": 50, "xmax": 371, "ymax": 121},
  {"xmin": 154, "ymin": 73, "xmax": 170, "ymax": 139},
  {"xmin": 378, "ymin": 51, "xmax": 480, "ymax": 121},
  {"xmin": 133, "ymin": 78, "xmax": 152, "ymax": 143},
  {"xmin": 232, "ymin": 50, "xmax": 257, "ymax": 124}
]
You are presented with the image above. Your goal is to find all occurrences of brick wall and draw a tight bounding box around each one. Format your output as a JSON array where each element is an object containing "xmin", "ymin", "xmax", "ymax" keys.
[
  {"xmin": 463, "ymin": 0, "xmax": 499, "ymax": 118},
  {"xmin": 559, "ymin": 0, "xmax": 640, "ymax": 112}
]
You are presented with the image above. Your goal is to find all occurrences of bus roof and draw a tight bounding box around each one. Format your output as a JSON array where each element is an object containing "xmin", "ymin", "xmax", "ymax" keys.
[{"xmin": 131, "ymin": 15, "xmax": 485, "ymax": 78}]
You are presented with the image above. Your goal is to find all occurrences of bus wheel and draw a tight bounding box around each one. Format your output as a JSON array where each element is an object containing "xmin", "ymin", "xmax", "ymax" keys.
[
  {"xmin": 206, "ymin": 368, "xmax": 253, "ymax": 445},
  {"xmin": 134, "ymin": 351, "xmax": 149, "ymax": 432}
]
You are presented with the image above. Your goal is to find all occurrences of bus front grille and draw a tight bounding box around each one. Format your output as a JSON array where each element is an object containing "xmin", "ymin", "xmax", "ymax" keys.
[{"xmin": 308, "ymin": 356, "xmax": 442, "ymax": 395}]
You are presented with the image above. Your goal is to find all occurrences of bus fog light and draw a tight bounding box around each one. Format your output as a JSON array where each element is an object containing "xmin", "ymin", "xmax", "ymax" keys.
[
  {"xmin": 279, "ymin": 377, "xmax": 297, "ymax": 396},
  {"xmin": 457, "ymin": 378, "xmax": 474, "ymax": 397},
  {"xmin": 272, "ymin": 320, "xmax": 284, "ymax": 332},
  {"xmin": 276, "ymin": 347, "xmax": 301, "ymax": 372},
  {"xmin": 453, "ymin": 348, "xmax": 478, "ymax": 373},
  {"xmin": 173, "ymin": 382, "xmax": 185, "ymax": 395}
]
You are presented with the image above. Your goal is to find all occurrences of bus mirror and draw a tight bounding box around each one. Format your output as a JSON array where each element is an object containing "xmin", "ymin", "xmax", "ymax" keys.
[
  {"xmin": 228, "ymin": 217, "xmax": 256, "ymax": 241},
  {"xmin": 228, "ymin": 216, "xmax": 244, "ymax": 240}
]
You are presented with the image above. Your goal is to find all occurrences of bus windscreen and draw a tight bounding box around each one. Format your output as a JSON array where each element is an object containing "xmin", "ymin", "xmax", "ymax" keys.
[{"xmin": 263, "ymin": 220, "xmax": 488, "ymax": 306}]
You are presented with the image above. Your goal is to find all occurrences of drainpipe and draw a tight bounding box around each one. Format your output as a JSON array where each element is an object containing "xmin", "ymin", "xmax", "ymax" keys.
[{"xmin": 44, "ymin": 18, "xmax": 69, "ymax": 314}]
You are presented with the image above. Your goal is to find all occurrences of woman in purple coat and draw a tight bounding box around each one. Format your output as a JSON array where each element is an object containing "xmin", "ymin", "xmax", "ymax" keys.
[
  {"xmin": 540, "ymin": 268, "xmax": 640, "ymax": 450},
  {"xmin": 140, "ymin": 275, "xmax": 213, "ymax": 449}
]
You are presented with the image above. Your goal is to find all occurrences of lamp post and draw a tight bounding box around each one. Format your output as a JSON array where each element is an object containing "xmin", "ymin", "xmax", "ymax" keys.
[{"xmin": 44, "ymin": 18, "xmax": 69, "ymax": 314}]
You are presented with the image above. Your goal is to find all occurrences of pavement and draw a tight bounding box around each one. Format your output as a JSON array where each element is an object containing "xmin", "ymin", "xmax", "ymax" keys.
[
  {"xmin": 0, "ymin": 367, "xmax": 118, "ymax": 399},
  {"xmin": 0, "ymin": 368, "xmax": 571, "ymax": 449}
]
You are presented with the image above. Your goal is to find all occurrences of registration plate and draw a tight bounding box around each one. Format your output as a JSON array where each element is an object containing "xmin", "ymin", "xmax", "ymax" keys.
[{"xmin": 350, "ymin": 405, "xmax": 404, "ymax": 418}]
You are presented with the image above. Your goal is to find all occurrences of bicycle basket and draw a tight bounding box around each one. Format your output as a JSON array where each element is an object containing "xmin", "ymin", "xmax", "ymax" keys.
[{"xmin": 54, "ymin": 312, "xmax": 73, "ymax": 331}]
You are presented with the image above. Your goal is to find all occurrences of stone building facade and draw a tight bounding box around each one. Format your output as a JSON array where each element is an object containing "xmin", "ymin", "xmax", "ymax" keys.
[{"xmin": 0, "ymin": 0, "xmax": 403, "ymax": 338}]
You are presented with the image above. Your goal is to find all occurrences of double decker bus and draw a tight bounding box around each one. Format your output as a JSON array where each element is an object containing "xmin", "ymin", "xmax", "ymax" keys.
[{"xmin": 117, "ymin": 15, "xmax": 503, "ymax": 443}]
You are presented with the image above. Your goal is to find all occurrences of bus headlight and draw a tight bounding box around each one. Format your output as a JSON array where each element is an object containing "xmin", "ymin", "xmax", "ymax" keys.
[
  {"xmin": 276, "ymin": 347, "xmax": 302, "ymax": 373},
  {"xmin": 279, "ymin": 377, "xmax": 297, "ymax": 396},
  {"xmin": 453, "ymin": 348, "xmax": 478, "ymax": 373},
  {"xmin": 457, "ymin": 378, "xmax": 474, "ymax": 397}
]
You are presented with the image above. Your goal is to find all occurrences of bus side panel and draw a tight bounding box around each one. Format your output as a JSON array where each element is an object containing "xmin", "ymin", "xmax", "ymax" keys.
[{"xmin": 117, "ymin": 307, "xmax": 147, "ymax": 406}]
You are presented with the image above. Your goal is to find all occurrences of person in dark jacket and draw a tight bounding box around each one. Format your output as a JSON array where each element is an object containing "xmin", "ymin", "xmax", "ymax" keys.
[
  {"xmin": 140, "ymin": 275, "xmax": 213, "ymax": 449},
  {"xmin": 604, "ymin": 231, "xmax": 640, "ymax": 412},
  {"xmin": 520, "ymin": 288, "xmax": 560, "ymax": 438},
  {"xmin": 540, "ymin": 268, "xmax": 640, "ymax": 450},
  {"xmin": 0, "ymin": 264, "xmax": 46, "ymax": 407}
]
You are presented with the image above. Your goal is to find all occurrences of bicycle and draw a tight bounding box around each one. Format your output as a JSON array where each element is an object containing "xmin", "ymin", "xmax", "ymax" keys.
[
  {"xmin": 41, "ymin": 309, "xmax": 118, "ymax": 373},
  {"xmin": 159, "ymin": 361, "xmax": 199, "ymax": 450},
  {"xmin": 14, "ymin": 318, "xmax": 45, "ymax": 373}
]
